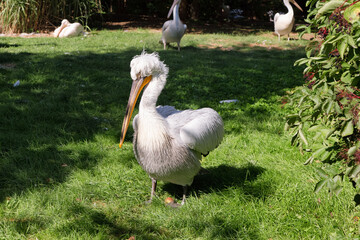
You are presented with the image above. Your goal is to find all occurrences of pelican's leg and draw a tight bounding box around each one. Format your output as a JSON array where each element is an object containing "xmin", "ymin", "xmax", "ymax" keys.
[
  {"xmin": 177, "ymin": 42, "xmax": 181, "ymax": 51},
  {"xmin": 278, "ymin": 33, "xmax": 281, "ymax": 41},
  {"xmin": 166, "ymin": 185, "xmax": 188, "ymax": 208},
  {"xmin": 146, "ymin": 177, "xmax": 157, "ymax": 204},
  {"xmin": 163, "ymin": 40, "xmax": 167, "ymax": 50},
  {"xmin": 181, "ymin": 185, "xmax": 188, "ymax": 205},
  {"xmin": 287, "ymin": 34, "xmax": 290, "ymax": 41}
]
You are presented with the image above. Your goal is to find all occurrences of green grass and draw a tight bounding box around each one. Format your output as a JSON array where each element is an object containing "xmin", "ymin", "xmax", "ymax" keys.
[{"xmin": 1, "ymin": 29, "xmax": 359, "ymax": 239}]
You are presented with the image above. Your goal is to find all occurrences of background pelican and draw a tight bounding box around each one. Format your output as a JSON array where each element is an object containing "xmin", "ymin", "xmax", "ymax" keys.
[
  {"xmin": 119, "ymin": 52, "xmax": 224, "ymax": 206},
  {"xmin": 161, "ymin": 0, "xmax": 187, "ymax": 51},
  {"xmin": 54, "ymin": 19, "xmax": 84, "ymax": 38},
  {"xmin": 273, "ymin": 0, "xmax": 303, "ymax": 41}
]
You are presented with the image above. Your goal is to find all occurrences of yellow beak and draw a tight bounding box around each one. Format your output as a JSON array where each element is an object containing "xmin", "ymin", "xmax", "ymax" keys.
[{"xmin": 119, "ymin": 75, "xmax": 152, "ymax": 148}]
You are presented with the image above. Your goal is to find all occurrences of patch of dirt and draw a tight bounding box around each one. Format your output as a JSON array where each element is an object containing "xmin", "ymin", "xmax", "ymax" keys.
[
  {"xmin": 0, "ymin": 15, "xmax": 317, "ymax": 50},
  {"xmin": 0, "ymin": 32, "xmax": 52, "ymax": 38}
]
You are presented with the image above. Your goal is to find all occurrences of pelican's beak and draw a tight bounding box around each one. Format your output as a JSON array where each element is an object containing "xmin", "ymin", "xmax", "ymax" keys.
[
  {"xmin": 119, "ymin": 75, "xmax": 152, "ymax": 148},
  {"xmin": 167, "ymin": 0, "xmax": 180, "ymax": 18},
  {"xmin": 291, "ymin": 0, "xmax": 303, "ymax": 12}
]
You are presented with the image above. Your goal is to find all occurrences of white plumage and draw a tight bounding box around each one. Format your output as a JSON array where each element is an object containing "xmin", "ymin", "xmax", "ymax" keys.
[
  {"xmin": 119, "ymin": 52, "xmax": 224, "ymax": 205},
  {"xmin": 274, "ymin": 0, "xmax": 303, "ymax": 41},
  {"xmin": 54, "ymin": 19, "xmax": 84, "ymax": 38},
  {"xmin": 161, "ymin": 0, "xmax": 187, "ymax": 51}
]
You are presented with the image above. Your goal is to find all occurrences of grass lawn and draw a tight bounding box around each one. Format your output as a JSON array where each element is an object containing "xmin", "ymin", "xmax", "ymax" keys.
[{"xmin": 1, "ymin": 28, "xmax": 359, "ymax": 239}]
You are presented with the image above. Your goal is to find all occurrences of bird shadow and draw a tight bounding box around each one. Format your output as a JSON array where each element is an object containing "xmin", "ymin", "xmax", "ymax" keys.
[{"xmin": 162, "ymin": 163, "xmax": 270, "ymax": 201}]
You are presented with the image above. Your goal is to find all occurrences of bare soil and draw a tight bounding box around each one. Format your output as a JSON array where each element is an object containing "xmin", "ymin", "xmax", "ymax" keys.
[{"xmin": 0, "ymin": 16, "xmax": 315, "ymax": 49}]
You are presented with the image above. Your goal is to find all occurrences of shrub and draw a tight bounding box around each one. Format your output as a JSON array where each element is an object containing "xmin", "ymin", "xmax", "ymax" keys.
[
  {"xmin": 286, "ymin": 0, "xmax": 360, "ymax": 203},
  {"xmin": 0, "ymin": 0, "xmax": 103, "ymax": 33}
]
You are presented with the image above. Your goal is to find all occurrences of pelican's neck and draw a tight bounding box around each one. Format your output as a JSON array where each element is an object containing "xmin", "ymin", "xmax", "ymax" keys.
[
  {"xmin": 173, "ymin": 3, "xmax": 181, "ymax": 23},
  {"xmin": 139, "ymin": 74, "xmax": 166, "ymax": 116},
  {"xmin": 137, "ymin": 74, "xmax": 169, "ymax": 147},
  {"xmin": 284, "ymin": 0, "xmax": 293, "ymax": 16}
]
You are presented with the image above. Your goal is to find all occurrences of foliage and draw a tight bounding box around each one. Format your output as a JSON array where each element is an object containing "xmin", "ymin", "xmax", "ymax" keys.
[
  {"xmin": 286, "ymin": 0, "xmax": 360, "ymax": 202},
  {"xmin": 0, "ymin": 0, "xmax": 39, "ymax": 33},
  {"xmin": 0, "ymin": 0, "xmax": 103, "ymax": 33}
]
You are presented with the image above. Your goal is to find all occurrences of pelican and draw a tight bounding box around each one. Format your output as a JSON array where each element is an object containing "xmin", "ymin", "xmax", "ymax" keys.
[
  {"xmin": 119, "ymin": 52, "xmax": 224, "ymax": 206},
  {"xmin": 54, "ymin": 19, "xmax": 84, "ymax": 38},
  {"xmin": 273, "ymin": 0, "xmax": 303, "ymax": 41},
  {"xmin": 161, "ymin": 0, "xmax": 187, "ymax": 51}
]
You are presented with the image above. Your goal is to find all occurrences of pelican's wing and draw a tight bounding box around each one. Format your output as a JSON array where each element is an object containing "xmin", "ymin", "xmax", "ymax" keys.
[
  {"xmin": 61, "ymin": 23, "xmax": 84, "ymax": 37},
  {"xmin": 160, "ymin": 107, "xmax": 224, "ymax": 155},
  {"xmin": 162, "ymin": 20, "xmax": 172, "ymax": 32},
  {"xmin": 274, "ymin": 13, "xmax": 280, "ymax": 23},
  {"xmin": 54, "ymin": 26, "xmax": 62, "ymax": 37}
]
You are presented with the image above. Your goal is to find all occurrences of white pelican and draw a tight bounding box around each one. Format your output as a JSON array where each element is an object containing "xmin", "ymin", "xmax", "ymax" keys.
[
  {"xmin": 119, "ymin": 52, "xmax": 224, "ymax": 206},
  {"xmin": 54, "ymin": 19, "xmax": 84, "ymax": 38},
  {"xmin": 273, "ymin": 0, "xmax": 303, "ymax": 41},
  {"xmin": 161, "ymin": 0, "xmax": 187, "ymax": 51}
]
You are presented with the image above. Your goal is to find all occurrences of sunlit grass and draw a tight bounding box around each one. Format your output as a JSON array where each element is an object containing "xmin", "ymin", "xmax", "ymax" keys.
[{"xmin": 0, "ymin": 30, "xmax": 359, "ymax": 239}]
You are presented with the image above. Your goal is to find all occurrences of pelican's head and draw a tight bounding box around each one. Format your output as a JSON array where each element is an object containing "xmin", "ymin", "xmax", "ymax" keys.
[
  {"xmin": 289, "ymin": 0, "xmax": 303, "ymax": 12},
  {"xmin": 130, "ymin": 52, "xmax": 168, "ymax": 81},
  {"xmin": 61, "ymin": 19, "xmax": 71, "ymax": 27},
  {"xmin": 54, "ymin": 19, "xmax": 71, "ymax": 38},
  {"xmin": 119, "ymin": 52, "xmax": 168, "ymax": 148},
  {"xmin": 167, "ymin": 0, "xmax": 181, "ymax": 18}
]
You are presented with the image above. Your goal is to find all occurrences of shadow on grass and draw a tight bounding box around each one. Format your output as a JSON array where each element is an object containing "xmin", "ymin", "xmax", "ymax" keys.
[
  {"xmin": 163, "ymin": 163, "xmax": 270, "ymax": 199},
  {"xmin": 0, "ymin": 44, "xmax": 304, "ymax": 202},
  {"xmin": 0, "ymin": 43, "xmax": 20, "ymax": 48}
]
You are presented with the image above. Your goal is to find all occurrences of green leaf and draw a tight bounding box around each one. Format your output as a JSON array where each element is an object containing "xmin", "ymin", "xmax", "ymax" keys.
[
  {"xmin": 344, "ymin": 2, "xmax": 360, "ymax": 24},
  {"xmin": 286, "ymin": 114, "xmax": 300, "ymax": 126},
  {"xmin": 341, "ymin": 120, "xmax": 354, "ymax": 137},
  {"xmin": 347, "ymin": 35, "xmax": 357, "ymax": 48},
  {"xmin": 315, "ymin": 0, "xmax": 345, "ymax": 18},
  {"xmin": 321, "ymin": 150, "xmax": 332, "ymax": 161},
  {"xmin": 284, "ymin": 122, "xmax": 290, "ymax": 131},
  {"xmin": 295, "ymin": 58, "xmax": 310, "ymax": 66},
  {"xmin": 304, "ymin": 156, "xmax": 314, "ymax": 165},
  {"xmin": 327, "ymin": 34, "xmax": 345, "ymax": 44},
  {"xmin": 291, "ymin": 131, "xmax": 299, "ymax": 146},
  {"xmin": 313, "ymin": 147, "xmax": 327, "ymax": 159},
  {"xmin": 314, "ymin": 179, "xmax": 328, "ymax": 193},
  {"xmin": 316, "ymin": 167, "xmax": 330, "ymax": 179},
  {"xmin": 299, "ymin": 129, "xmax": 309, "ymax": 146},
  {"xmin": 325, "ymin": 128, "xmax": 336, "ymax": 140},
  {"xmin": 334, "ymin": 102, "xmax": 342, "ymax": 114},
  {"xmin": 349, "ymin": 165, "xmax": 360, "ymax": 178},
  {"xmin": 348, "ymin": 146, "xmax": 358, "ymax": 156},
  {"xmin": 337, "ymin": 38, "xmax": 348, "ymax": 59},
  {"xmin": 341, "ymin": 71, "xmax": 352, "ymax": 84},
  {"xmin": 326, "ymin": 100, "xmax": 334, "ymax": 115},
  {"xmin": 308, "ymin": 124, "xmax": 321, "ymax": 132},
  {"xmin": 331, "ymin": 184, "xmax": 343, "ymax": 195}
]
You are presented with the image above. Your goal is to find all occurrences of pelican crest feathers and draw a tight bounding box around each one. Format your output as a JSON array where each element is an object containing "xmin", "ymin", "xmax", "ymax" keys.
[{"xmin": 130, "ymin": 52, "xmax": 168, "ymax": 80}]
